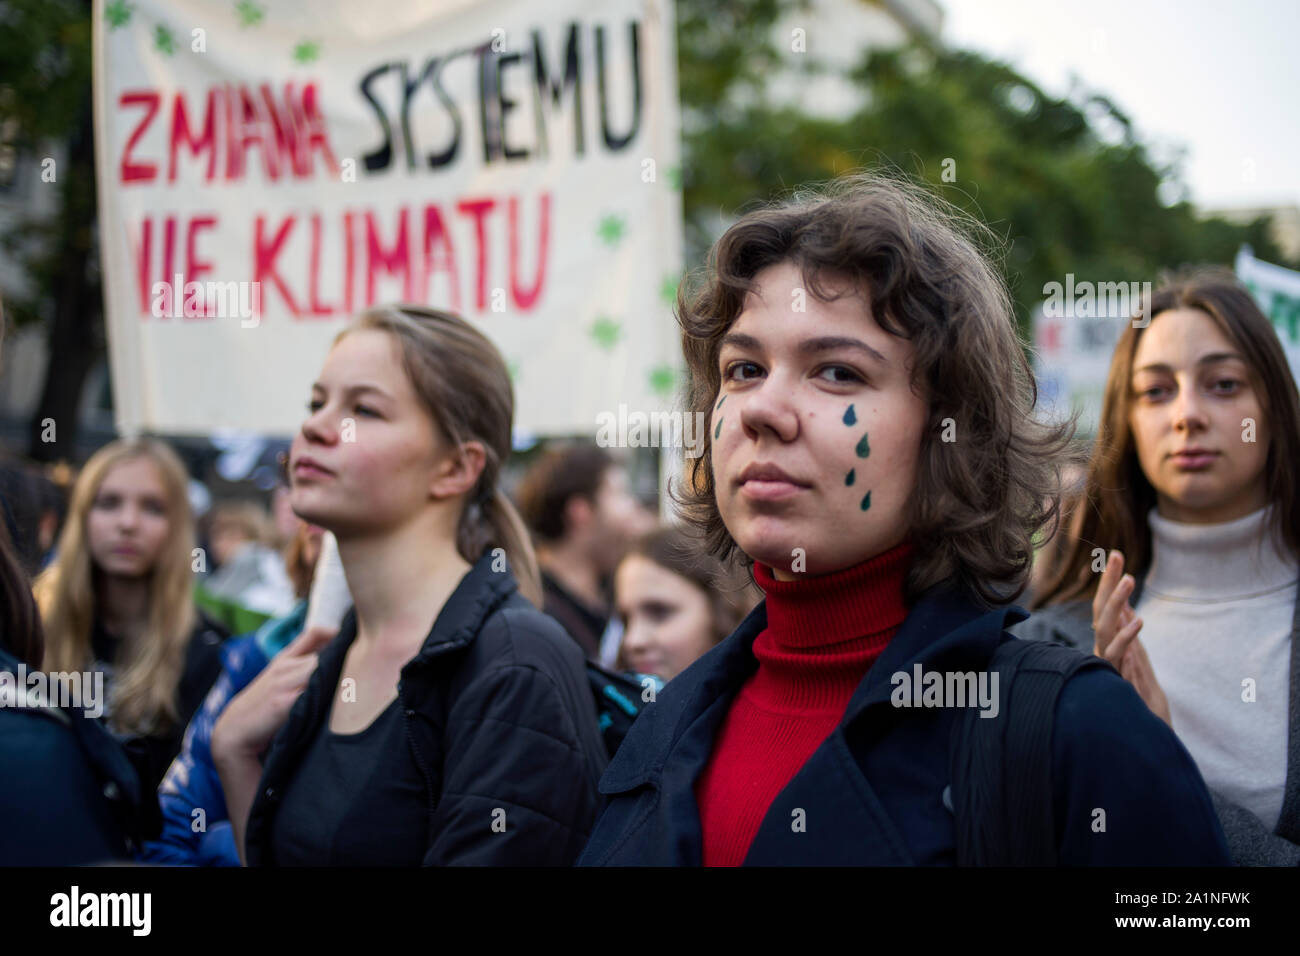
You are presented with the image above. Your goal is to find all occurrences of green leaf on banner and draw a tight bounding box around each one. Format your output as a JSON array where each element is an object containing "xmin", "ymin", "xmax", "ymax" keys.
[
  {"xmin": 235, "ymin": 0, "xmax": 264, "ymax": 28},
  {"xmin": 649, "ymin": 365, "xmax": 676, "ymax": 397},
  {"xmin": 105, "ymin": 0, "xmax": 131, "ymax": 28},
  {"xmin": 154, "ymin": 24, "xmax": 175, "ymax": 55},
  {"xmin": 659, "ymin": 274, "xmax": 680, "ymax": 306},
  {"xmin": 596, "ymin": 213, "xmax": 625, "ymax": 246},
  {"xmin": 293, "ymin": 39, "xmax": 320, "ymax": 63},
  {"xmin": 590, "ymin": 316, "xmax": 622, "ymax": 350}
]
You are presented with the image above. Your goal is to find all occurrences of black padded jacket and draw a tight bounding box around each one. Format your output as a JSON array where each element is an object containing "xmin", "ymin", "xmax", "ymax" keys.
[{"xmin": 243, "ymin": 549, "xmax": 608, "ymax": 866}]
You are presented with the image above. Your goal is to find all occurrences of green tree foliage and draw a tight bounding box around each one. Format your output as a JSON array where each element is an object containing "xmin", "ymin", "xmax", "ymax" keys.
[{"xmin": 675, "ymin": 4, "xmax": 1292, "ymax": 334}]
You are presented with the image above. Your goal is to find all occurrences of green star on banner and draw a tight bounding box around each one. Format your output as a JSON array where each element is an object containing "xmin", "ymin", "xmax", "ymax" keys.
[
  {"xmin": 105, "ymin": 0, "xmax": 131, "ymax": 28},
  {"xmin": 596, "ymin": 214, "xmax": 625, "ymax": 246},
  {"xmin": 648, "ymin": 365, "xmax": 676, "ymax": 398},
  {"xmin": 664, "ymin": 165, "xmax": 682, "ymax": 190},
  {"xmin": 590, "ymin": 316, "xmax": 622, "ymax": 350},
  {"xmin": 154, "ymin": 24, "xmax": 176, "ymax": 55},
  {"xmin": 293, "ymin": 40, "xmax": 320, "ymax": 64},
  {"xmin": 235, "ymin": 0, "xmax": 264, "ymax": 27},
  {"xmin": 506, "ymin": 360, "xmax": 520, "ymax": 383}
]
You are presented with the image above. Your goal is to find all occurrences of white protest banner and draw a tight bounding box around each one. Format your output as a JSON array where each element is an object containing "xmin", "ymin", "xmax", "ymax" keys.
[{"xmin": 94, "ymin": 0, "xmax": 684, "ymax": 437}]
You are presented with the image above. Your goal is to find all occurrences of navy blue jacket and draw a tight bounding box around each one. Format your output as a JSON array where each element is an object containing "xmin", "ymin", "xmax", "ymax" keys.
[
  {"xmin": 578, "ymin": 582, "xmax": 1232, "ymax": 866},
  {"xmin": 0, "ymin": 646, "xmax": 144, "ymax": 865}
]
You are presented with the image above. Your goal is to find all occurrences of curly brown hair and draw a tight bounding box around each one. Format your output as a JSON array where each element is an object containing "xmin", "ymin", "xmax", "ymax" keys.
[{"xmin": 671, "ymin": 171, "xmax": 1075, "ymax": 608}]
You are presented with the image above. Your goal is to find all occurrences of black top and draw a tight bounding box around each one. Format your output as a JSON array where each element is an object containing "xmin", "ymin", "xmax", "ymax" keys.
[
  {"xmin": 539, "ymin": 570, "xmax": 608, "ymax": 659},
  {"xmin": 269, "ymin": 697, "xmax": 427, "ymax": 866},
  {"xmin": 91, "ymin": 610, "xmax": 228, "ymax": 839}
]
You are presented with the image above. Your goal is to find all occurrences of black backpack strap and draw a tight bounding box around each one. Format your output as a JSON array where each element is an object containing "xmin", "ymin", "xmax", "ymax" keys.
[{"xmin": 950, "ymin": 639, "xmax": 1111, "ymax": 865}]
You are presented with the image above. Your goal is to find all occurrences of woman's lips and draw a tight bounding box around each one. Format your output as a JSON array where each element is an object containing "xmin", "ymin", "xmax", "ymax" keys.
[
  {"xmin": 740, "ymin": 478, "xmax": 807, "ymax": 501},
  {"xmin": 293, "ymin": 461, "xmax": 333, "ymax": 480},
  {"xmin": 1170, "ymin": 451, "xmax": 1217, "ymax": 470}
]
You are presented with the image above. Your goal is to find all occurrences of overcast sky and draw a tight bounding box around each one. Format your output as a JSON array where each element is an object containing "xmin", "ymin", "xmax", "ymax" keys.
[{"xmin": 941, "ymin": 0, "xmax": 1300, "ymax": 211}]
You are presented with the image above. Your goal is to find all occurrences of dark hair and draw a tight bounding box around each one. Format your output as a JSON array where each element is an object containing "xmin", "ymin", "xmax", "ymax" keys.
[
  {"xmin": 0, "ymin": 516, "xmax": 44, "ymax": 668},
  {"xmin": 622, "ymin": 524, "xmax": 761, "ymax": 643},
  {"xmin": 1036, "ymin": 266, "xmax": 1300, "ymax": 607},
  {"xmin": 673, "ymin": 171, "xmax": 1073, "ymax": 607},
  {"xmin": 515, "ymin": 442, "xmax": 615, "ymax": 544},
  {"xmin": 0, "ymin": 301, "xmax": 44, "ymax": 667}
]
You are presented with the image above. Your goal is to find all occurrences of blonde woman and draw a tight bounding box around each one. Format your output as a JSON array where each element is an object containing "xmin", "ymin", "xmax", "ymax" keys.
[
  {"xmin": 35, "ymin": 438, "xmax": 228, "ymax": 835},
  {"xmin": 213, "ymin": 305, "xmax": 607, "ymax": 866}
]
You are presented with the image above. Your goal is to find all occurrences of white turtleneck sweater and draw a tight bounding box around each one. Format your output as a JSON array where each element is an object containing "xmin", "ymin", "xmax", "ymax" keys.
[{"xmin": 1136, "ymin": 505, "xmax": 1295, "ymax": 831}]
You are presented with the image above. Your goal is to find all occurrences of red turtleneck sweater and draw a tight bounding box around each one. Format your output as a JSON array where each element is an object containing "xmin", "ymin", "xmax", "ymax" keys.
[{"xmin": 694, "ymin": 541, "xmax": 913, "ymax": 866}]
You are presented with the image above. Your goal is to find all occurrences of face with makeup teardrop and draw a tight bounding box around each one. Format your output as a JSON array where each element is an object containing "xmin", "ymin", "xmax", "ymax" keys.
[{"xmin": 710, "ymin": 261, "xmax": 929, "ymax": 579}]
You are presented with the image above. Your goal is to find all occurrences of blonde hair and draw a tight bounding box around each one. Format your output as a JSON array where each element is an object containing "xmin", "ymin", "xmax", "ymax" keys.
[
  {"xmin": 35, "ymin": 438, "xmax": 197, "ymax": 735},
  {"xmin": 338, "ymin": 306, "xmax": 543, "ymax": 607}
]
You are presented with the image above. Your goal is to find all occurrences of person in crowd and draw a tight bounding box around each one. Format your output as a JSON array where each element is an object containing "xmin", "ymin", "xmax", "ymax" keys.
[
  {"xmin": 614, "ymin": 524, "xmax": 761, "ymax": 681},
  {"xmin": 514, "ymin": 443, "xmax": 656, "ymax": 658},
  {"xmin": 0, "ymin": 461, "xmax": 65, "ymax": 575},
  {"xmin": 202, "ymin": 499, "xmax": 297, "ymax": 618},
  {"xmin": 34, "ymin": 438, "xmax": 229, "ymax": 839},
  {"xmin": 269, "ymin": 484, "xmax": 302, "ymax": 551},
  {"xmin": 212, "ymin": 305, "xmax": 608, "ymax": 866},
  {"xmin": 0, "ymin": 304, "xmax": 147, "ymax": 864},
  {"xmin": 3, "ymin": 487, "xmax": 149, "ymax": 866},
  {"xmin": 1014, "ymin": 269, "xmax": 1300, "ymax": 865},
  {"xmin": 141, "ymin": 521, "xmax": 325, "ymax": 865},
  {"xmin": 579, "ymin": 173, "xmax": 1230, "ymax": 867}
]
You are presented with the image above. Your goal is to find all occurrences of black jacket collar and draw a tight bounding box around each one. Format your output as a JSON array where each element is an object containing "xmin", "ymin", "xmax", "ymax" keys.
[{"xmin": 599, "ymin": 580, "xmax": 1028, "ymax": 793}]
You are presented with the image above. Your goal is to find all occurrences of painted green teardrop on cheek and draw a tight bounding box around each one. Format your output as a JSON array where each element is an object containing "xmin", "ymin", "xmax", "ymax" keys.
[
  {"xmin": 714, "ymin": 416, "xmax": 723, "ymax": 439},
  {"xmin": 860, "ymin": 490, "xmax": 872, "ymax": 511},
  {"xmin": 855, "ymin": 432, "xmax": 870, "ymax": 458},
  {"xmin": 845, "ymin": 468, "xmax": 855, "ymax": 486},
  {"xmin": 716, "ymin": 395, "xmax": 726, "ymax": 410},
  {"xmin": 843, "ymin": 404, "xmax": 856, "ymax": 426}
]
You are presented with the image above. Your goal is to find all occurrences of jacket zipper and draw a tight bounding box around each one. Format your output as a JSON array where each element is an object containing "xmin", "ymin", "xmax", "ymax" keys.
[{"xmin": 398, "ymin": 681, "xmax": 439, "ymax": 834}]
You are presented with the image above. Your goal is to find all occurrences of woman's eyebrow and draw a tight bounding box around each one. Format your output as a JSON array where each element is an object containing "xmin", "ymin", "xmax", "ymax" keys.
[
  {"xmin": 719, "ymin": 332, "xmax": 762, "ymax": 353},
  {"xmin": 801, "ymin": 336, "xmax": 889, "ymax": 366},
  {"xmin": 309, "ymin": 382, "xmax": 395, "ymax": 401},
  {"xmin": 719, "ymin": 332, "xmax": 888, "ymax": 366},
  {"xmin": 1134, "ymin": 352, "xmax": 1247, "ymax": 374}
]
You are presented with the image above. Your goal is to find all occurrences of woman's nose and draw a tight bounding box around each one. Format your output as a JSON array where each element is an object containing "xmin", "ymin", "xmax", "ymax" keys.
[
  {"xmin": 300, "ymin": 405, "xmax": 339, "ymax": 445},
  {"xmin": 736, "ymin": 378, "xmax": 799, "ymax": 442}
]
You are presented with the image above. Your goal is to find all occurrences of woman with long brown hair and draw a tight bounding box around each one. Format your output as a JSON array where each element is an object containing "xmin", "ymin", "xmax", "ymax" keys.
[
  {"xmin": 34, "ymin": 437, "xmax": 228, "ymax": 829},
  {"xmin": 1018, "ymin": 267, "xmax": 1300, "ymax": 865},
  {"xmin": 213, "ymin": 305, "xmax": 607, "ymax": 866}
]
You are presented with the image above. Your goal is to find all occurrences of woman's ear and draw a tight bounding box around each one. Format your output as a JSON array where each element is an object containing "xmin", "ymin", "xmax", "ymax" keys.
[{"xmin": 429, "ymin": 440, "xmax": 487, "ymax": 501}]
